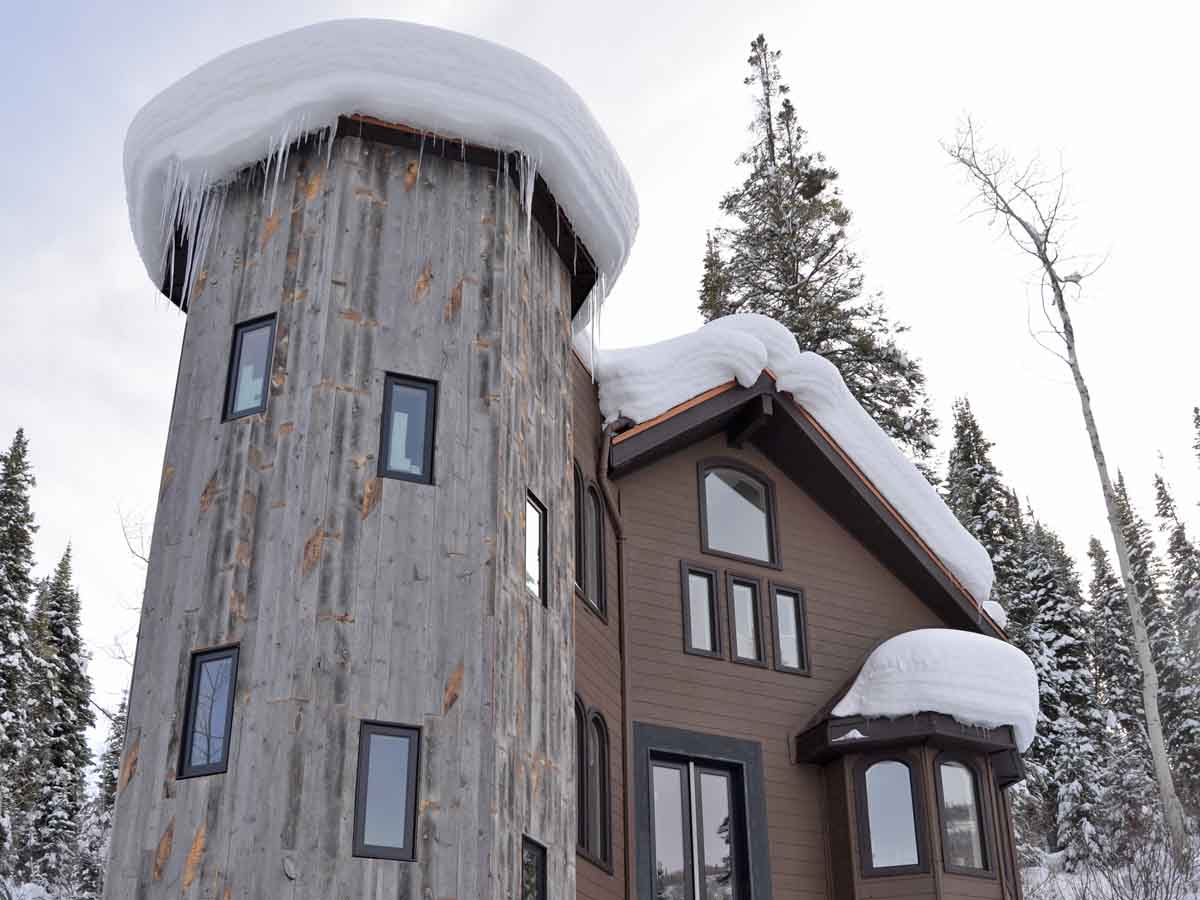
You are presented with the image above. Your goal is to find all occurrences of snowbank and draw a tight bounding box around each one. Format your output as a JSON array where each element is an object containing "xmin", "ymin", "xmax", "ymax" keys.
[
  {"xmin": 983, "ymin": 600, "xmax": 1008, "ymax": 630},
  {"xmin": 595, "ymin": 314, "xmax": 995, "ymax": 606},
  {"xmin": 125, "ymin": 19, "xmax": 638, "ymax": 301},
  {"xmin": 832, "ymin": 629, "xmax": 1039, "ymax": 751}
]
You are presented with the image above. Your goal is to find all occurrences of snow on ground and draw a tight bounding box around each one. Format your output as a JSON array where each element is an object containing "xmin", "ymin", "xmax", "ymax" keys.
[
  {"xmin": 594, "ymin": 314, "xmax": 996, "ymax": 607},
  {"xmin": 125, "ymin": 19, "xmax": 638, "ymax": 304},
  {"xmin": 831, "ymin": 628, "xmax": 1039, "ymax": 751}
]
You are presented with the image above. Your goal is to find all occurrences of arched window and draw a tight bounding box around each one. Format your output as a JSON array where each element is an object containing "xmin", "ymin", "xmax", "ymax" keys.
[
  {"xmin": 937, "ymin": 757, "xmax": 988, "ymax": 873},
  {"xmin": 573, "ymin": 467, "xmax": 606, "ymax": 617},
  {"xmin": 575, "ymin": 701, "xmax": 611, "ymax": 869},
  {"xmin": 698, "ymin": 462, "xmax": 777, "ymax": 565},
  {"xmin": 575, "ymin": 697, "xmax": 587, "ymax": 849},
  {"xmin": 858, "ymin": 758, "xmax": 924, "ymax": 876},
  {"xmin": 573, "ymin": 464, "xmax": 585, "ymax": 594}
]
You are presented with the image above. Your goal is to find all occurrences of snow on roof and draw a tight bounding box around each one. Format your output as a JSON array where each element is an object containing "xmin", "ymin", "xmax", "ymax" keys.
[
  {"xmin": 595, "ymin": 314, "xmax": 996, "ymax": 607},
  {"xmin": 832, "ymin": 629, "xmax": 1039, "ymax": 752},
  {"xmin": 983, "ymin": 600, "xmax": 1008, "ymax": 630},
  {"xmin": 124, "ymin": 19, "xmax": 638, "ymax": 302}
]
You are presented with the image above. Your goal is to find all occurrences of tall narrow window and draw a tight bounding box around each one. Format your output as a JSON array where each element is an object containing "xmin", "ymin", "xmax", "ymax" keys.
[
  {"xmin": 651, "ymin": 758, "xmax": 744, "ymax": 899},
  {"xmin": 681, "ymin": 564, "xmax": 721, "ymax": 658},
  {"xmin": 526, "ymin": 491, "xmax": 546, "ymax": 604},
  {"xmin": 859, "ymin": 759, "xmax": 924, "ymax": 876},
  {"xmin": 699, "ymin": 463, "xmax": 777, "ymax": 565},
  {"xmin": 573, "ymin": 464, "xmax": 585, "ymax": 594},
  {"xmin": 583, "ymin": 486, "xmax": 606, "ymax": 615},
  {"xmin": 575, "ymin": 697, "xmax": 588, "ymax": 849},
  {"xmin": 728, "ymin": 576, "xmax": 765, "ymax": 666},
  {"xmin": 178, "ymin": 646, "xmax": 239, "ymax": 778},
  {"xmin": 223, "ymin": 316, "xmax": 275, "ymax": 420},
  {"xmin": 938, "ymin": 759, "xmax": 988, "ymax": 873},
  {"xmin": 379, "ymin": 374, "xmax": 437, "ymax": 483},
  {"xmin": 587, "ymin": 713, "xmax": 612, "ymax": 866},
  {"xmin": 353, "ymin": 722, "xmax": 421, "ymax": 860},
  {"xmin": 521, "ymin": 836, "xmax": 547, "ymax": 900},
  {"xmin": 771, "ymin": 585, "xmax": 809, "ymax": 674}
]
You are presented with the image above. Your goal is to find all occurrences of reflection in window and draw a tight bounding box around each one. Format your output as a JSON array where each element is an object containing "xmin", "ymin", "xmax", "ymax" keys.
[
  {"xmin": 526, "ymin": 492, "xmax": 546, "ymax": 603},
  {"xmin": 180, "ymin": 647, "xmax": 238, "ymax": 777},
  {"xmin": 698, "ymin": 771, "xmax": 734, "ymax": 899},
  {"xmin": 773, "ymin": 588, "xmax": 807, "ymax": 673},
  {"xmin": 584, "ymin": 487, "xmax": 605, "ymax": 613},
  {"xmin": 702, "ymin": 467, "xmax": 773, "ymax": 563},
  {"xmin": 521, "ymin": 836, "xmax": 546, "ymax": 900},
  {"xmin": 224, "ymin": 317, "xmax": 275, "ymax": 419},
  {"xmin": 730, "ymin": 580, "xmax": 762, "ymax": 663},
  {"xmin": 864, "ymin": 760, "xmax": 920, "ymax": 870},
  {"xmin": 939, "ymin": 761, "xmax": 986, "ymax": 870},
  {"xmin": 685, "ymin": 569, "xmax": 718, "ymax": 655},
  {"xmin": 587, "ymin": 715, "xmax": 611, "ymax": 864},
  {"xmin": 652, "ymin": 760, "xmax": 743, "ymax": 899},
  {"xmin": 353, "ymin": 722, "xmax": 420, "ymax": 860},
  {"xmin": 652, "ymin": 763, "xmax": 689, "ymax": 899},
  {"xmin": 380, "ymin": 375, "xmax": 436, "ymax": 483}
]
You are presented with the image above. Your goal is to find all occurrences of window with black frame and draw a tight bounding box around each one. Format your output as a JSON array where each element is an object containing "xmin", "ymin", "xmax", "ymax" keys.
[
  {"xmin": 681, "ymin": 564, "xmax": 721, "ymax": 658},
  {"xmin": 651, "ymin": 758, "xmax": 743, "ymax": 900},
  {"xmin": 770, "ymin": 585, "xmax": 809, "ymax": 674},
  {"xmin": 858, "ymin": 758, "xmax": 925, "ymax": 876},
  {"xmin": 525, "ymin": 491, "xmax": 547, "ymax": 604},
  {"xmin": 223, "ymin": 316, "xmax": 275, "ymax": 420},
  {"xmin": 379, "ymin": 374, "xmax": 437, "ymax": 483},
  {"xmin": 699, "ymin": 463, "xmax": 777, "ymax": 566},
  {"xmin": 937, "ymin": 758, "xmax": 988, "ymax": 873},
  {"xmin": 178, "ymin": 646, "xmax": 239, "ymax": 778},
  {"xmin": 352, "ymin": 722, "xmax": 421, "ymax": 860},
  {"xmin": 521, "ymin": 836, "xmax": 547, "ymax": 900},
  {"xmin": 727, "ymin": 576, "xmax": 765, "ymax": 666}
]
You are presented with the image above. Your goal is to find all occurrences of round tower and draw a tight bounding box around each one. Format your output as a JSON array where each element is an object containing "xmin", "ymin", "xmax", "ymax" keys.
[{"xmin": 105, "ymin": 20, "xmax": 636, "ymax": 900}]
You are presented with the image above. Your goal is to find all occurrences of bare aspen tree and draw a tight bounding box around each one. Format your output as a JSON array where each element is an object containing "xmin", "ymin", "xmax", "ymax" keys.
[{"xmin": 945, "ymin": 119, "xmax": 1190, "ymax": 861}]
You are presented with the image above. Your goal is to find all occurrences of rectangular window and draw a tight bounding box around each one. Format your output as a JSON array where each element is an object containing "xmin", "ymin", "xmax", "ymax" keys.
[
  {"xmin": 651, "ymin": 759, "xmax": 744, "ymax": 900},
  {"xmin": 680, "ymin": 563, "xmax": 721, "ymax": 658},
  {"xmin": 178, "ymin": 646, "xmax": 239, "ymax": 778},
  {"xmin": 727, "ymin": 576, "xmax": 765, "ymax": 666},
  {"xmin": 379, "ymin": 374, "xmax": 437, "ymax": 483},
  {"xmin": 353, "ymin": 722, "xmax": 421, "ymax": 860},
  {"xmin": 771, "ymin": 584, "xmax": 809, "ymax": 674},
  {"xmin": 223, "ymin": 316, "xmax": 275, "ymax": 420},
  {"xmin": 526, "ymin": 491, "xmax": 547, "ymax": 605},
  {"xmin": 521, "ymin": 836, "xmax": 547, "ymax": 900}
]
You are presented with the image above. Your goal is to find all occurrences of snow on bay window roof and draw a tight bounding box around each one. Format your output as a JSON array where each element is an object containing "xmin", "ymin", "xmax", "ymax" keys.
[
  {"xmin": 124, "ymin": 19, "xmax": 638, "ymax": 302},
  {"xmin": 831, "ymin": 629, "xmax": 1039, "ymax": 752},
  {"xmin": 592, "ymin": 313, "xmax": 997, "ymax": 608}
]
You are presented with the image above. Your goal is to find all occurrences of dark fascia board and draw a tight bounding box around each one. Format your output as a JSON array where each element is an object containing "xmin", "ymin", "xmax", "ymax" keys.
[
  {"xmin": 794, "ymin": 712, "xmax": 1019, "ymax": 767},
  {"xmin": 163, "ymin": 115, "xmax": 600, "ymax": 317},
  {"xmin": 609, "ymin": 380, "xmax": 1003, "ymax": 640}
]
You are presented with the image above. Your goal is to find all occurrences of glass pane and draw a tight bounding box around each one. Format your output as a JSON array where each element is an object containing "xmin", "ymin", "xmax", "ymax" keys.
[
  {"xmin": 585, "ymin": 490, "xmax": 602, "ymax": 605},
  {"xmin": 653, "ymin": 765, "xmax": 689, "ymax": 900},
  {"xmin": 362, "ymin": 733, "xmax": 411, "ymax": 848},
  {"xmin": 189, "ymin": 656, "xmax": 233, "ymax": 768},
  {"xmin": 703, "ymin": 469, "xmax": 771, "ymax": 561},
  {"xmin": 573, "ymin": 470, "xmax": 584, "ymax": 588},
  {"xmin": 940, "ymin": 762, "xmax": 985, "ymax": 869},
  {"xmin": 576, "ymin": 706, "xmax": 587, "ymax": 847},
  {"xmin": 386, "ymin": 383, "xmax": 429, "ymax": 476},
  {"xmin": 731, "ymin": 582, "xmax": 760, "ymax": 661},
  {"xmin": 699, "ymin": 772, "xmax": 734, "ymax": 900},
  {"xmin": 525, "ymin": 498, "xmax": 543, "ymax": 597},
  {"xmin": 521, "ymin": 838, "xmax": 545, "ymax": 900},
  {"xmin": 588, "ymin": 721, "xmax": 607, "ymax": 857},
  {"xmin": 687, "ymin": 572, "xmax": 715, "ymax": 652},
  {"xmin": 775, "ymin": 591, "xmax": 801, "ymax": 669},
  {"xmin": 231, "ymin": 323, "xmax": 271, "ymax": 415},
  {"xmin": 865, "ymin": 761, "xmax": 920, "ymax": 868}
]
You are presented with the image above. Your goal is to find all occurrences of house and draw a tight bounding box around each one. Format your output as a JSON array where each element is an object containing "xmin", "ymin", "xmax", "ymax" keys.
[{"xmin": 105, "ymin": 19, "xmax": 1033, "ymax": 900}]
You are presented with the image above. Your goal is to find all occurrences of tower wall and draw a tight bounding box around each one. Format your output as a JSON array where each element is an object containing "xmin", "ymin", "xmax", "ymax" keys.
[{"xmin": 105, "ymin": 134, "xmax": 577, "ymax": 899}]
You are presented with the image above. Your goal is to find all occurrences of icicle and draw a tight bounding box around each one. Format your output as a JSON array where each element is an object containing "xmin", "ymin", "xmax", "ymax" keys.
[
  {"xmin": 516, "ymin": 153, "xmax": 537, "ymax": 255},
  {"xmin": 554, "ymin": 199, "xmax": 560, "ymax": 247},
  {"xmin": 268, "ymin": 122, "xmax": 290, "ymax": 213},
  {"xmin": 324, "ymin": 124, "xmax": 335, "ymax": 171}
]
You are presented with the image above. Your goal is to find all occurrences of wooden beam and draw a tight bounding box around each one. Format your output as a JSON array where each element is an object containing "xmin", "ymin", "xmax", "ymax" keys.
[{"xmin": 727, "ymin": 394, "xmax": 773, "ymax": 449}]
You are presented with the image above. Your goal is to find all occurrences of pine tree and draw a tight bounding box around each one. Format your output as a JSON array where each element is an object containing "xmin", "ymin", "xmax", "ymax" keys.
[
  {"xmin": 1087, "ymin": 538, "xmax": 1145, "ymax": 741},
  {"xmin": 700, "ymin": 35, "xmax": 937, "ymax": 460},
  {"xmin": 72, "ymin": 692, "xmax": 126, "ymax": 898},
  {"xmin": 0, "ymin": 429, "xmax": 37, "ymax": 874},
  {"xmin": 1193, "ymin": 407, "xmax": 1199, "ymax": 468},
  {"xmin": 16, "ymin": 548, "xmax": 95, "ymax": 890},
  {"xmin": 98, "ymin": 693, "xmax": 127, "ymax": 818}
]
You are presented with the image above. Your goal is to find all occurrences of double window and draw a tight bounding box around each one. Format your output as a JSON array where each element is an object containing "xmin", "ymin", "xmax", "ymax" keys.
[
  {"xmin": 178, "ymin": 646, "xmax": 239, "ymax": 778},
  {"xmin": 352, "ymin": 722, "xmax": 421, "ymax": 860},
  {"xmin": 575, "ymin": 697, "xmax": 612, "ymax": 868},
  {"xmin": 223, "ymin": 315, "xmax": 276, "ymax": 420},
  {"xmin": 379, "ymin": 374, "xmax": 437, "ymax": 484},
  {"xmin": 573, "ymin": 464, "xmax": 606, "ymax": 617},
  {"xmin": 651, "ymin": 759, "xmax": 744, "ymax": 900}
]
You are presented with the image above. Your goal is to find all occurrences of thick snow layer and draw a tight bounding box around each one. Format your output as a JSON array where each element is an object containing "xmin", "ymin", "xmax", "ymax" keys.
[
  {"xmin": 595, "ymin": 314, "xmax": 995, "ymax": 606},
  {"xmin": 983, "ymin": 600, "xmax": 1009, "ymax": 630},
  {"xmin": 832, "ymin": 629, "xmax": 1039, "ymax": 752},
  {"xmin": 125, "ymin": 19, "xmax": 637, "ymax": 300}
]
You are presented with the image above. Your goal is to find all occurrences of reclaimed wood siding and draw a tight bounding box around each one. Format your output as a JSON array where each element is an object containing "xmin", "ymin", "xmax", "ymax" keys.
[{"xmin": 104, "ymin": 135, "xmax": 576, "ymax": 900}]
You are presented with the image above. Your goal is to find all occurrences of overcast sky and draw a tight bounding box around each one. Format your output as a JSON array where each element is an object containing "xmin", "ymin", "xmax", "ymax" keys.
[{"xmin": 2, "ymin": 0, "xmax": 1197, "ymax": 753}]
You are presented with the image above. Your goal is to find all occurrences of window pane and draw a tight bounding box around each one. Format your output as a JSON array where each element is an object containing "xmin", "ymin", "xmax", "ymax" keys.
[
  {"xmin": 362, "ymin": 733, "xmax": 412, "ymax": 849},
  {"xmin": 699, "ymin": 772, "xmax": 734, "ymax": 900},
  {"xmin": 576, "ymin": 703, "xmax": 587, "ymax": 847},
  {"xmin": 526, "ymin": 496, "xmax": 543, "ymax": 598},
  {"xmin": 189, "ymin": 655, "xmax": 234, "ymax": 768},
  {"xmin": 574, "ymin": 469, "xmax": 584, "ymax": 590},
  {"xmin": 703, "ymin": 468, "xmax": 771, "ymax": 561},
  {"xmin": 940, "ymin": 762, "xmax": 985, "ymax": 869},
  {"xmin": 522, "ymin": 838, "xmax": 546, "ymax": 900},
  {"xmin": 731, "ymin": 582, "xmax": 760, "ymax": 661},
  {"xmin": 652, "ymin": 765, "xmax": 689, "ymax": 899},
  {"xmin": 865, "ymin": 761, "xmax": 920, "ymax": 868},
  {"xmin": 585, "ymin": 489, "xmax": 602, "ymax": 608},
  {"xmin": 687, "ymin": 572, "xmax": 715, "ymax": 652},
  {"xmin": 589, "ymin": 719, "xmax": 609, "ymax": 860},
  {"xmin": 386, "ymin": 383, "xmax": 429, "ymax": 476},
  {"xmin": 775, "ymin": 591, "xmax": 801, "ymax": 669},
  {"xmin": 230, "ymin": 322, "xmax": 272, "ymax": 416}
]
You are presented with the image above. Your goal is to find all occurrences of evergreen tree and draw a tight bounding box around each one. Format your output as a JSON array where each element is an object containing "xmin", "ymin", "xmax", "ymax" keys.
[
  {"xmin": 98, "ymin": 692, "xmax": 127, "ymax": 817},
  {"xmin": 72, "ymin": 692, "xmax": 127, "ymax": 898},
  {"xmin": 0, "ymin": 429, "xmax": 37, "ymax": 874},
  {"xmin": 700, "ymin": 35, "xmax": 937, "ymax": 460},
  {"xmin": 1193, "ymin": 407, "xmax": 1199, "ymax": 468},
  {"xmin": 16, "ymin": 548, "xmax": 95, "ymax": 890},
  {"xmin": 1086, "ymin": 538, "xmax": 1145, "ymax": 741}
]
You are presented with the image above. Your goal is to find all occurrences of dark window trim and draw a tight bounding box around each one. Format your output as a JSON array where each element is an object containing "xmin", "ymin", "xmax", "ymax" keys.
[
  {"xmin": 352, "ymin": 721, "xmax": 421, "ymax": 861},
  {"xmin": 521, "ymin": 835, "xmax": 548, "ymax": 900},
  {"xmin": 680, "ymin": 561, "xmax": 723, "ymax": 659},
  {"xmin": 582, "ymin": 482, "xmax": 608, "ymax": 621},
  {"xmin": 854, "ymin": 752, "xmax": 930, "ymax": 878},
  {"xmin": 634, "ymin": 722, "xmax": 773, "ymax": 900},
  {"xmin": 177, "ymin": 644, "xmax": 239, "ymax": 779},
  {"xmin": 575, "ymin": 696, "xmax": 588, "ymax": 851},
  {"xmin": 573, "ymin": 463, "xmax": 586, "ymax": 596},
  {"xmin": 378, "ymin": 373, "xmax": 438, "ymax": 484},
  {"xmin": 696, "ymin": 457, "xmax": 782, "ymax": 569},
  {"xmin": 934, "ymin": 751, "xmax": 994, "ymax": 878},
  {"xmin": 768, "ymin": 582, "xmax": 810, "ymax": 676},
  {"xmin": 526, "ymin": 490, "xmax": 548, "ymax": 606},
  {"xmin": 221, "ymin": 314, "xmax": 276, "ymax": 421},
  {"xmin": 725, "ymin": 573, "xmax": 767, "ymax": 668},
  {"xmin": 579, "ymin": 709, "xmax": 613, "ymax": 872}
]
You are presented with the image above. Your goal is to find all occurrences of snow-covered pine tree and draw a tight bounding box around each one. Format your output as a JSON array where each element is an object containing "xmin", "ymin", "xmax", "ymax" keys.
[
  {"xmin": 1193, "ymin": 407, "xmax": 1199, "ymax": 467},
  {"xmin": 1086, "ymin": 538, "xmax": 1145, "ymax": 740},
  {"xmin": 15, "ymin": 547, "xmax": 95, "ymax": 891},
  {"xmin": 98, "ymin": 692, "xmax": 127, "ymax": 818},
  {"xmin": 699, "ymin": 35, "xmax": 937, "ymax": 461},
  {"xmin": 71, "ymin": 692, "xmax": 126, "ymax": 899},
  {"xmin": 0, "ymin": 429, "xmax": 37, "ymax": 875}
]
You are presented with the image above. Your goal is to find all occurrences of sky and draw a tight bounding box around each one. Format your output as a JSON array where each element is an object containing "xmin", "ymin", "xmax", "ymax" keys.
[{"xmin": 1, "ymin": 0, "xmax": 1198, "ymax": 756}]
